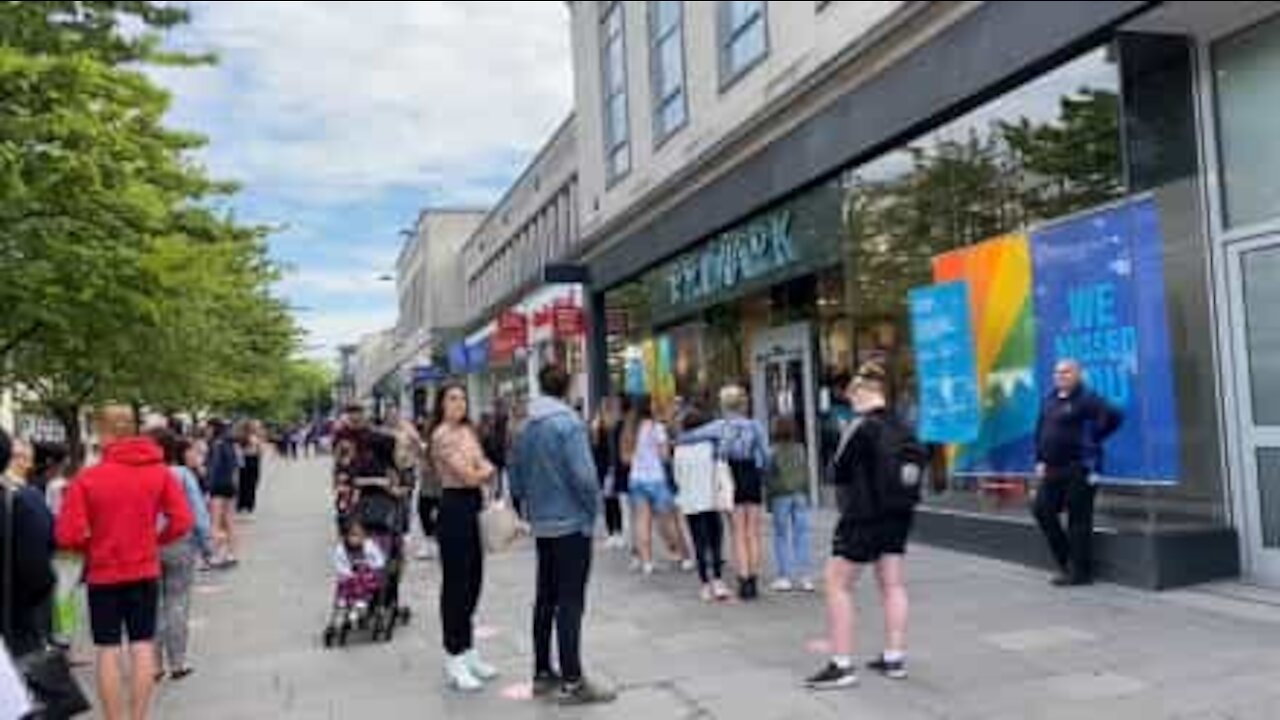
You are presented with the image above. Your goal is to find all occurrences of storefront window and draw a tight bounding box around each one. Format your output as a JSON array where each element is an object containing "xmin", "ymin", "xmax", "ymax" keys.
[
  {"xmin": 1214, "ymin": 13, "xmax": 1280, "ymax": 229},
  {"xmin": 836, "ymin": 40, "xmax": 1221, "ymax": 529}
]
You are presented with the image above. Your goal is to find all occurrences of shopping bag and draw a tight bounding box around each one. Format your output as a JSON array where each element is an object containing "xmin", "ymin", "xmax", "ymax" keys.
[
  {"xmin": 479, "ymin": 499, "xmax": 522, "ymax": 553},
  {"xmin": 713, "ymin": 460, "xmax": 736, "ymax": 512}
]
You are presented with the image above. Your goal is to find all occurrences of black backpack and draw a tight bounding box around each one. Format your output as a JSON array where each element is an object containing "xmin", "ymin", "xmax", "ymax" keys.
[{"xmin": 874, "ymin": 414, "xmax": 928, "ymax": 511}]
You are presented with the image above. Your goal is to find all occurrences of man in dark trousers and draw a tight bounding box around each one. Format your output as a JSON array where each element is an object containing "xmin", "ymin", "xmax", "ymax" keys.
[
  {"xmin": 0, "ymin": 427, "xmax": 57, "ymax": 658},
  {"xmin": 1033, "ymin": 360, "xmax": 1122, "ymax": 587},
  {"xmin": 509, "ymin": 365, "xmax": 616, "ymax": 706}
]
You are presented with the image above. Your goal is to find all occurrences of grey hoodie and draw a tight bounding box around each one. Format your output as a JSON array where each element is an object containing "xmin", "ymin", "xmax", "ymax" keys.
[{"xmin": 509, "ymin": 397, "xmax": 600, "ymax": 538}]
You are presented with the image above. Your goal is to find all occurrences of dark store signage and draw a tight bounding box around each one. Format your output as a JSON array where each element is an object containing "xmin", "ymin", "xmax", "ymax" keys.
[{"xmin": 665, "ymin": 210, "xmax": 798, "ymax": 307}]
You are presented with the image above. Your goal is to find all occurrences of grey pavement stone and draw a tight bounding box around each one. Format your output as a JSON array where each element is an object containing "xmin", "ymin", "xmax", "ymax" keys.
[{"xmin": 143, "ymin": 458, "xmax": 1280, "ymax": 720}]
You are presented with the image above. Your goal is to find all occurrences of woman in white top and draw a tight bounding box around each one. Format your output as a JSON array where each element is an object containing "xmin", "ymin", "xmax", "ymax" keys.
[{"xmin": 621, "ymin": 396, "xmax": 691, "ymax": 575}]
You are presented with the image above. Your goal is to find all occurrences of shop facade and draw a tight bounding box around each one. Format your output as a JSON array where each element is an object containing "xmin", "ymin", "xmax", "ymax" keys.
[{"xmin": 585, "ymin": 1, "xmax": 1280, "ymax": 589}]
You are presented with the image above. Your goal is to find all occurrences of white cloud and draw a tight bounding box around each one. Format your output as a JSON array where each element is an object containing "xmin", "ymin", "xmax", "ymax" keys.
[
  {"xmin": 154, "ymin": 1, "xmax": 573, "ymax": 204},
  {"xmin": 276, "ymin": 267, "xmax": 396, "ymax": 298},
  {"xmin": 300, "ymin": 307, "xmax": 398, "ymax": 360}
]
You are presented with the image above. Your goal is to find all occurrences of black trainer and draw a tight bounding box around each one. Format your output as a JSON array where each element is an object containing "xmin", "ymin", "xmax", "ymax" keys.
[
  {"xmin": 805, "ymin": 662, "xmax": 858, "ymax": 691},
  {"xmin": 557, "ymin": 678, "xmax": 618, "ymax": 706},
  {"xmin": 532, "ymin": 672, "xmax": 562, "ymax": 699},
  {"xmin": 867, "ymin": 655, "xmax": 908, "ymax": 680}
]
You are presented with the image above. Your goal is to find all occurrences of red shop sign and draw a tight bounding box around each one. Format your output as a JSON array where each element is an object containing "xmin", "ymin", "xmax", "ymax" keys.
[{"xmin": 553, "ymin": 306, "xmax": 585, "ymax": 338}]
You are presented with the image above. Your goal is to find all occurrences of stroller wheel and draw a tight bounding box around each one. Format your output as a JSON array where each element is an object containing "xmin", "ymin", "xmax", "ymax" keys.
[{"xmin": 322, "ymin": 627, "xmax": 336, "ymax": 649}]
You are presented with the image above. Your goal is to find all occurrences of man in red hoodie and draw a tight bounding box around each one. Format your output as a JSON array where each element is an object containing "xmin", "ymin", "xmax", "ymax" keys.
[{"xmin": 56, "ymin": 406, "xmax": 193, "ymax": 720}]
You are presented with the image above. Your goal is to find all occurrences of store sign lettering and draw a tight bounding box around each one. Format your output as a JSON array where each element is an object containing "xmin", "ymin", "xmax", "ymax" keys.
[{"xmin": 666, "ymin": 211, "xmax": 797, "ymax": 307}]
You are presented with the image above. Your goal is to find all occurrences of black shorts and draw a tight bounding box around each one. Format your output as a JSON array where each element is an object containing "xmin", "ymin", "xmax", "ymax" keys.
[
  {"xmin": 210, "ymin": 482, "xmax": 237, "ymax": 500},
  {"xmin": 88, "ymin": 581, "xmax": 159, "ymax": 646},
  {"xmin": 832, "ymin": 511, "xmax": 914, "ymax": 564},
  {"xmin": 730, "ymin": 460, "xmax": 764, "ymax": 506}
]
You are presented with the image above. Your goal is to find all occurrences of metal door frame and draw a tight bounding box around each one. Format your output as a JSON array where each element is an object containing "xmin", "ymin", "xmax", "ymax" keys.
[{"xmin": 750, "ymin": 323, "xmax": 821, "ymax": 505}]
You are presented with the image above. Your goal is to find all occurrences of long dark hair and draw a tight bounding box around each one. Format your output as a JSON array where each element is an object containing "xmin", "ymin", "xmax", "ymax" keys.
[
  {"xmin": 621, "ymin": 394, "xmax": 654, "ymax": 462},
  {"xmin": 431, "ymin": 381, "xmax": 472, "ymax": 429}
]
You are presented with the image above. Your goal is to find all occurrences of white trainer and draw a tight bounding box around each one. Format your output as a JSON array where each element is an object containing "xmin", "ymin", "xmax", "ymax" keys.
[
  {"xmin": 445, "ymin": 655, "xmax": 483, "ymax": 692},
  {"xmin": 463, "ymin": 650, "xmax": 499, "ymax": 682},
  {"xmin": 770, "ymin": 578, "xmax": 795, "ymax": 593}
]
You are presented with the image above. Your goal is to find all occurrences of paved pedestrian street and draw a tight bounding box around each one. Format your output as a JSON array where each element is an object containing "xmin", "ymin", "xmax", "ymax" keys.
[{"xmin": 153, "ymin": 459, "xmax": 1280, "ymax": 720}]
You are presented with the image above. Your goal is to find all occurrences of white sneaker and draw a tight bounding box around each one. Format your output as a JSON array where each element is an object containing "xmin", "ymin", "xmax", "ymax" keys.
[
  {"xmin": 463, "ymin": 650, "xmax": 499, "ymax": 682},
  {"xmin": 700, "ymin": 585, "xmax": 715, "ymax": 603},
  {"xmin": 713, "ymin": 580, "xmax": 733, "ymax": 601},
  {"xmin": 642, "ymin": 563, "xmax": 656, "ymax": 576},
  {"xmin": 771, "ymin": 578, "xmax": 795, "ymax": 593},
  {"xmin": 629, "ymin": 557, "xmax": 643, "ymax": 573},
  {"xmin": 445, "ymin": 655, "xmax": 484, "ymax": 692},
  {"xmin": 679, "ymin": 559, "xmax": 697, "ymax": 573},
  {"xmin": 799, "ymin": 578, "xmax": 817, "ymax": 593}
]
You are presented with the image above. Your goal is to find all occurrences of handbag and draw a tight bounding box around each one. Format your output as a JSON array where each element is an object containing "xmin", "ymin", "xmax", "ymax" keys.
[
  {"xmin": 479, "ymin": 496, "xmax": 521, "ymax": 554},
  {"xmin": 713, "ymin": 460, "xmax": 736, "ymax": 512},
  {"xmin": 2, "ymin": 484, "xmax": 91, "ymax": 719}
]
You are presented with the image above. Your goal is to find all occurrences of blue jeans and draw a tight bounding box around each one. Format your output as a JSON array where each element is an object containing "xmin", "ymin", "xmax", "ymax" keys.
[{"xmin": 771, "ymin": 494, "xmax": 812, "ymax": 580}]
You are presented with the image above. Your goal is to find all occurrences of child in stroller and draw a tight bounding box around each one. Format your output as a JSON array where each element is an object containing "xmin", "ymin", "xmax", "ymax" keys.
[{"xmin": 324, "ymin": 520, "xmax": 390, "ymax": 647}]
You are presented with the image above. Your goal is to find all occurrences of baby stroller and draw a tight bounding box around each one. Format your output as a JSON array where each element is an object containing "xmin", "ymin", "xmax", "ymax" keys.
[{"xmin": 323, "ymin": 478, "xmax": 411, "ymax": 647}]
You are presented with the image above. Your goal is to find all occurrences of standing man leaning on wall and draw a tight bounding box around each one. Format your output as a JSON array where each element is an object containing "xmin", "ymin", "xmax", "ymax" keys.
[{"xmin": 1033, "ymin": 360, "xmax": 1123, "ymax": 587}]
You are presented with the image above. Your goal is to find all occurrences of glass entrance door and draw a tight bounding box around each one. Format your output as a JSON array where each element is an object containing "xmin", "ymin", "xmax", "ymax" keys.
[
  {"xmin": 1227, "ymin": 236, "xmax": 1280, "ymax": 585},
  {"xmin": 751, "ymin": 323, "xmax": 820, "ymax": 504}
]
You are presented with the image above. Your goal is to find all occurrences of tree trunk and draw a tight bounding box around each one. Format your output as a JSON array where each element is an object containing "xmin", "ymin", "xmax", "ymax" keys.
[{"xmin": 52, "ymin": 404, "xmax": 86, "ymax": 473}]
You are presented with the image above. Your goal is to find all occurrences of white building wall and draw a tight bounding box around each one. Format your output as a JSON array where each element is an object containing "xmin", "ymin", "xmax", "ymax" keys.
[{"xmin": 570, "ymin": 0, "xmax": 911, "ymax": 242}]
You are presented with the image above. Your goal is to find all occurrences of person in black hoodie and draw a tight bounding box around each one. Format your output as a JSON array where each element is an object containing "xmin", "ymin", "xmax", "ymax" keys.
[
  {"xmin": 0, "ymin": 427, "xmax": 57, "ymax": 657},
  {"xmin": 807, "ymin": 363, "xmax": 923, "ymax": 691}
]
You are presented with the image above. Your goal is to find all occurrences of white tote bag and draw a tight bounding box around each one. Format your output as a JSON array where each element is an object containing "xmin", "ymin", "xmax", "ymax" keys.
[
  {"xmin": 673, "ymin": 443, "xmax": 716, "ymax": 515},
  {"xmin": 479, "ymin": 497, "xmax": 522, "ymax": 554},
  {"xmin": 0, "ymin": 641, "xmax": 33, "ymax": 720}
]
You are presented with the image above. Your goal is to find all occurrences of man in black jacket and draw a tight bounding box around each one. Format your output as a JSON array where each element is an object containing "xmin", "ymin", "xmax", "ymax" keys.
[
  {"xmin": 807, "ymin": 363, "xmax": 923, "ymax": 691},
  {"xmin": 1, "ymin": 427, "xmax": 57, "ymax": 657},
  {"xmin": 1033, "ymin": 359, "xmax": 1123, "ymax": 587}
]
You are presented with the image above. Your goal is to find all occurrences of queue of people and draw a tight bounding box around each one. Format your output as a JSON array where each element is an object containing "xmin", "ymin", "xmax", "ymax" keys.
[{"xmin": 0, "ymin": 407, "xmax": 284, "ymax": 719}]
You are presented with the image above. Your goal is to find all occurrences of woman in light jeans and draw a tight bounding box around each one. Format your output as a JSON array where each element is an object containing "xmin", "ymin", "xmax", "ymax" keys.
[
  {"xmin": 151, "ymin": 430, "xmax": 213, "ymax": 681},
  {"xmin": 767, "ymin": 418, "xmax": 814, "ymax": 593}
]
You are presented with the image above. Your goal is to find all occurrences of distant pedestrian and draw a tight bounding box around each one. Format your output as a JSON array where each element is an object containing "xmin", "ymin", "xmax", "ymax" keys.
[
  {"xmin": 768, "ymin": 418, "xmax": 815, "ymax": 594},
  {"xmin": 589, "ymin": 399, "xmax": 625, "ymax": 550},
  {"xmin": 56, "ymin": 406, "xmax": 193, "ymax": 720},
  {"xmin": 672, "ymin": 408, "xmax": 731, "ymax": 603},
  {"xmin": 428, "ymin": 383, "xmax": 498, "ymax": 692},
  {"xmin": 679, "ymin": 386, "xmax": 772, "ymax": 600},
  {"xmin": 205, "ymin": 419, "xmax": 240, "ymax": 568},
  {"xmin": 807, "ymin": 364, "xmax": 925, "ymax": 690},
  {"xmin": 149, "ymin": 430, "xmax": 212, "ymax": 681},
  {"xmin": 236, "ymin": 421, "xmax": 264, "ymax": 516},
  {"xmin": 1033, "ymin": 359, "xmax": 1122, "ymax": 587},
  {"xmin": 510, "ymin": 365, "xmax": 617, "ymax": 705},
  {"xmin": 37, "ymin": 443, "xmax": 83, "ymax": 653}
]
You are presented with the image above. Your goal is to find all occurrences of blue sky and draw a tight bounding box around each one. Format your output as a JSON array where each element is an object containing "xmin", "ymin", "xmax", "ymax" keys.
[{"xmin": 149, "ymin": 1, "xmax": 573, "ymax": 360}]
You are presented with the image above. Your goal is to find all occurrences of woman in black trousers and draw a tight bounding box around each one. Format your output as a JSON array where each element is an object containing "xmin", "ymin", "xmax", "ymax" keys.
[{"xmin": 428, "ymin": 383, "xmax": 497, "ymax": 692}]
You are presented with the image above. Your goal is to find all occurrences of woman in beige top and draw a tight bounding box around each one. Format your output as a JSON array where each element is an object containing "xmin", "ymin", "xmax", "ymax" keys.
[{"xmin": 428, "ymin": 382, "xmax": 497, "ymax": 692}]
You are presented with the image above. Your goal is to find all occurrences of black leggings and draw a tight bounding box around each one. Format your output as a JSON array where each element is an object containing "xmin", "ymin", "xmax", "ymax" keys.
[
  {"xmin": 534, "ymin": 534, "xmax": 593, "ymax": 683},
  {"xmin": 686, "ymin": 512, "xmax": 724, "ymax": 584},
  {"xmin": 603, "ymin": 496, "xmax": 623, "ymax": 536},
  {"xmin": 237, "ymin": 457, "xmax": 261, "ymax": 513},
  {"xmin": 438, "ymin": 489, "xmax": 484, "ymax": 656},
  {"xmin": 418, "ymin": 494, "xmax": 440, "ymax": 538}
]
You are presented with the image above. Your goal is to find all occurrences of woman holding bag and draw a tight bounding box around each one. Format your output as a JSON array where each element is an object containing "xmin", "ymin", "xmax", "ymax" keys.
[{"xmin": 428, "ymin": 383, "xmax": 497, "ymax": 693}]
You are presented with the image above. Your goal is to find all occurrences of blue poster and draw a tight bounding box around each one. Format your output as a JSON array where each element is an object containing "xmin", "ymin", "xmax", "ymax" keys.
[
  {"xmin": 909, "ymin": 282, "xmax": 981, "ymax": 444},
  {"xmin": 465, "ymin": 340, "xmax": 489, "ymax": 373},
  {"xmin": 447, "ymin": 343, "xmax": 469, "ymax": 375},
  {"xmin": 1030, "ymin": 196, "xmax": 1180, "ymax": 485}
]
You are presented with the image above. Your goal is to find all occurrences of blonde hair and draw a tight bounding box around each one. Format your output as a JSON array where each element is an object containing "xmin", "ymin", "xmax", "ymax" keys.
[{"xmin": 719, "ymin": 385, "xmax": 748, "ymax": 415}]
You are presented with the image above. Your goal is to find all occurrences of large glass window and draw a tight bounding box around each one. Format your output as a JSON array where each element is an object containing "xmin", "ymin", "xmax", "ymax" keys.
[
  {"xmin": 1243, "ymin": 244, "xmax": 1280, "ymax": 426},
  {"xmin": 719, "ymin": 1, "xmax": 768, "ymax": 88},
  {"xmin": 1214, "ymin": 14, "xmax": 1280, "ymax": 229},
  {"xmin": 601, "ymin": 2, "xmax": 631, "ymax": 183},
  {"xmin": 649, "ymin": 1, "xmax": 688, "ymax": 144}
]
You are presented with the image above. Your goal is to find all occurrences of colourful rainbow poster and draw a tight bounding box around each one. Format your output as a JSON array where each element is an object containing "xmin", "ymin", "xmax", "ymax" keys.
[{"xmin": 933, "ymin": 234, "xmax": 1040, "ymax": 475}]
